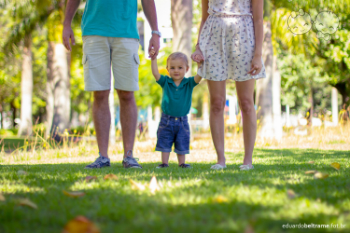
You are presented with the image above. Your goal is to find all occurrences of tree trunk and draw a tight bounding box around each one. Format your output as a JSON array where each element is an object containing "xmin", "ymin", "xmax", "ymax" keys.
[
  {"xmin": 45, "ymin": 5, "xmax": 71, "ymax": 139},
  {"xmin": 332, "ymin": 87, "xmax": 338, "ymax": 126},
  {"xmin": 334, "ymin": 82, "xmax": 349, "ymax": 106},
  {"xmin": 0, "ymin": 101, "xmax": 3, "ymax": 129},
  {"xmin": 256, "ymin": 21, "xmax": 275, "ymax": 138},
  {"xmin": 171, "ymin": 0, "xmax": 193, "ymax": 77},
  {"xmin": 307, "ymin": 89, "xmax": 313, "ymax": 126},
  {"xmin": 46, "ymin": 42, "xmax": 71, "ymax": 138},
  {"xmin": 272, "ymin": 55, "xmax": 282, "ymax": 138},
  {"xmin": 10, "ymin": 100, "xmax": 17, "ymax": 128},
  {"xmin": 18, "ymin": 34, "xmax": 33, "ymax": 136},
  {"xmin": 46, "ymin": 41, "xmax": 54, "ymax": 137}
]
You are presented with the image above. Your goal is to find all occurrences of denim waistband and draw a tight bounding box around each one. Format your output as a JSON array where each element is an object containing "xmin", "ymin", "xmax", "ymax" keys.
[{"xmin": 161, "ymin": 112, "xmax": 188, "ymax": 121}]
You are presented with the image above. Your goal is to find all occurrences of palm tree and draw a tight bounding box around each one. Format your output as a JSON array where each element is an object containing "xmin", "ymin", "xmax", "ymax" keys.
[
  {"xmin": 257, "ymin": 0, "xmax": 350, "ymax": 133},
  {"xmin": 45, "ymin": 2, "xmax": 71, "ymax": 139},
  {"xmin": 272, "ymin": 0, "xmax": 350, "ymax": 105},
  {"xmin": 2, "ymin": 0, "xmax": 72, "ymax": 138},
  {"xmin": 171, "ymin": 0, "xmax": 193, "ymax": 76},
  {"xmin": 18, "ymin": 34, "xmax": 33, "ymax": 135},
  {"xmin": 254, "ymin": 0, "xmax": 283, "ymax": 138}
]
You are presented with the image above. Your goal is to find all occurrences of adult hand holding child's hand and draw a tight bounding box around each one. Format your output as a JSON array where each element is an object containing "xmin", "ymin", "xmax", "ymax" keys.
[
  {"xmin": 149, "ymin": 48, "xmax": 156, "ymax": 59},
  {"xmin": 191, "ymin": 48, "xmax": 204, "ymax": 63}
]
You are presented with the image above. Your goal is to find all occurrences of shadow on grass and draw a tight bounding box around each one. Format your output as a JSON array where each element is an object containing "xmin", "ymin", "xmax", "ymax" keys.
[{"xmin": 1, "ymin": 148, "xmax": 349, "ymax": 233}]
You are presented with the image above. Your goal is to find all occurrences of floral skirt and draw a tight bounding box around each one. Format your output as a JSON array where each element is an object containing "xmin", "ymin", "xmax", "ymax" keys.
[{"xmin": 198, "ymin": 15, "xmax": 266, "ymax": 81}]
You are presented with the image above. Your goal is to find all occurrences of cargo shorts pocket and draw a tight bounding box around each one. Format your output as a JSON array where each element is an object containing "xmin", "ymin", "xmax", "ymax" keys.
[
  {"xmin": 133, "ymin": 53, "xmax": 140, "ymax": 66},
  {"xmin": 133, "ymin": 53, "xmax": 140, "ymax": 82},
  {"xmin": 82, "ymin": 54, "xmax": 90, "ymax": 88},
  {"xmin": 82, "ymin": 54, "xmax": 88, "ymax": 68}
]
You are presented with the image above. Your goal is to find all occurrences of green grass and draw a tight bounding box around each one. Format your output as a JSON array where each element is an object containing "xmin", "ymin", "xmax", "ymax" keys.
[
  {"xmin": 0, "ymin": 137, "xmax": 29, "ymax": 151},
  {"xmin": 0, "ymin": 136, "xmax": 82, "ymax": 153},
  {"xmin": 1, "ymin": 148, "xmax": 350, "ymax": 233}
]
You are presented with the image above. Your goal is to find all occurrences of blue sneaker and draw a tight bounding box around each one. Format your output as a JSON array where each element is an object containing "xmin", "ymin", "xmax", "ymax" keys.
[
  {"xmin": 179, "ymin": 163, "xmax": 192, "ymax": 168},
  {"xmin": 156, "ymin": 163, "xmax": 169, "ymax": 168},
  {"xmin": 85, "ymin": 154, "xmax": 110, "ymax": 169},
  {"xmin": 122, "ymin": 150, "xmax": 142, "ymax": 169}
]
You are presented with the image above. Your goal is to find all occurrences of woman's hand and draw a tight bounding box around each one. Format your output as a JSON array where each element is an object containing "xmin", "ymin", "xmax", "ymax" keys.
[
  {"xmin": 247, "ymin": 55, "xmax": 262, "ymax": 76},
  {"xmin": 191, "ymin": 48, "xmax": 204, "ymax": 63}
]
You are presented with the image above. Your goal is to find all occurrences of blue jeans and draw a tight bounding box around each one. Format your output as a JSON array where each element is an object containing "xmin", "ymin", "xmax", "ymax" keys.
[{"xmin": 155, "ymin": 113, "xmax": 190, "ymax": 154}]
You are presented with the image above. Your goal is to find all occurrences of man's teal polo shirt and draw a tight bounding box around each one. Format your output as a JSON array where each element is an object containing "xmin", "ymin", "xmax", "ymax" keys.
[
  {"xmin": 157, "ymin": 75, "xmax": 199, "ymax": 117},
  {"xmin": 81, "ymin": 0, "xmax": 139, "ymax": 39}
]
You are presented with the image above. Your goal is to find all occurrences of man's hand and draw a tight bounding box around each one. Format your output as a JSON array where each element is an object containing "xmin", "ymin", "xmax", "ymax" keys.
[
  {"xmin": 148, "ymin": 34, "xmax": 160, "ymax": 60},
  {"xmin": 62, "ymin": 25, "xmax": 76, "ymax": 51}
]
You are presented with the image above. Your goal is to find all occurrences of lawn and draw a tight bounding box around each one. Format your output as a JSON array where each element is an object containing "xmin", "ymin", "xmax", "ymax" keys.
[{"xmin": 0, "ymin": 148, "xmax": 349, "ymax": 233}]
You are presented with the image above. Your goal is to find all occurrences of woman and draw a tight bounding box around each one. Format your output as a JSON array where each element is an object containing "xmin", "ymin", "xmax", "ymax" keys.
[{"xmin": 191, "ymin": 0, "xmax": 266, "ymax": 170}]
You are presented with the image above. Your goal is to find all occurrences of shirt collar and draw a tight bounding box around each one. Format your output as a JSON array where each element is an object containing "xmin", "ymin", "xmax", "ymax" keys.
[{"xmin": 167, "ymin": 76, "xmax": 189, "ymax": 88}]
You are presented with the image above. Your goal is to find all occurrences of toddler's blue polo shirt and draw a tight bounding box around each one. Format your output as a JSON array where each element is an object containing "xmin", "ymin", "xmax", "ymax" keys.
[{"xmin": 156, "ymin": 75, "xmax": 198, "ymax": 117}]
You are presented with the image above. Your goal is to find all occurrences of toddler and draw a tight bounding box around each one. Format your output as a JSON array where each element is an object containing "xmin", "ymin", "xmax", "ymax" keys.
[{"xmin": 150, "ymin": 51, "xmax": 202, "ymax": 168}]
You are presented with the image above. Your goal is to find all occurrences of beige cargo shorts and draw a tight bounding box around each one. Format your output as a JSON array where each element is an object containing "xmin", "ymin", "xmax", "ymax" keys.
[{"xmin": 82, "ymin": 36, "xmax": 140, "ymax": 91}]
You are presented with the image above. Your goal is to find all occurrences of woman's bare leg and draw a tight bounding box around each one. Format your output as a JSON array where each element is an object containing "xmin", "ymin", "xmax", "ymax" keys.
[
  {"xmin": 235, "ymin": 79, "xmax": 256, "ymax": 165},
  {"xmin": 207, "ymin": 80, "xmax": 227, "ymax": 166}
]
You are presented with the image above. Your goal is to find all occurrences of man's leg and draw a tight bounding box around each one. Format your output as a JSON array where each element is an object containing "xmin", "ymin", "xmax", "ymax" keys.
[
  {"xmin": 82, "ymin": 36, "xmax": 112, "ymax": 169},
  {"xmin": 118, "ymin": 89, "xmax": 141, "ymax": 168},
  {"xmin": 92, "ymin": 90, "xmax": 110, "ymax": 158},
  {"xmin": 85, "ymin": 90, "xmax": 111, "ymax": 169},
  {"xmin": 117, "ymin": 89, "xmax": 137, "ymax": 158}
]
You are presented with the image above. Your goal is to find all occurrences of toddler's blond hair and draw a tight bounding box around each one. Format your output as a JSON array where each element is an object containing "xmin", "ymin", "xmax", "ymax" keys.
[{"xmin": 166, "ymin": 52, "xmax": 189, "ymax": 68}]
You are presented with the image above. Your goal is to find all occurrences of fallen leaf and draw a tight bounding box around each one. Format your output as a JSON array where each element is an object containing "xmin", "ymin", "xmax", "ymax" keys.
[
  {"xmin": 305, "ymin": 170, "xmax": 317, "ymax": 174},
  {"xmin": 103, "ymin": 174, "xmax": 118, "ymax": 180},
  {"xmin": 287, "ymin": 189, "xmax": 296, "ymax": 199},
  {"xmin": 149, "ymin": 176, "xmax": 160, "ymax": 194},
  {"xmin": 0, "ymin": 193, "xmax": 5, "ymax": 201},
  {"xmin": 314, "ymin": 172, "xmax": 329, "ymax": 179},
  {"xmin": 17, "ymin": 170, "xmax": 27, "ymax": 176},
  {"xmin": 84, "ymin": 176, "xmax": 97, "ymax": 182},
  {"xmin": 62, "ymin": 216, "xmax": 100, "ymax": 233},
  {"xmin": 63, "ymin": 190, "xmax": 85, "ymax": 198},
  {"xmin": 330, "ymin": 162, "xmax": 340, "ymax": 171},
  {"xmin": 212, "ymin": 195, "xmax": 228, "ymax": 203},
  {"xmin": 308, "ymin": 161, "xmax": 315, "ymax": 164},
  {"xmin": 129, "ymin": 179, "xmax": 145, "ymax": 191},
  {"xmin": 18, "ymin": 198, "xmax": 37, "ymax": 209}
]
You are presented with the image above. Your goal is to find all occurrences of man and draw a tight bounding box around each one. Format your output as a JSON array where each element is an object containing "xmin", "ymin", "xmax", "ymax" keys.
[{"xmin": 62, "ymin": 0, "xmax": 160, "ymax": 168}]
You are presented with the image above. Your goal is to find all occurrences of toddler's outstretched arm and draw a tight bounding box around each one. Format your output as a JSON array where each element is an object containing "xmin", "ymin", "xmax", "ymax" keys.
[
  {"xmin": 194, "ymin": 62, "xmax": 203, "ymax": 84},
  {"xmin": 150, "ymin": 49, "xmax": 161, "ymax": 81}
]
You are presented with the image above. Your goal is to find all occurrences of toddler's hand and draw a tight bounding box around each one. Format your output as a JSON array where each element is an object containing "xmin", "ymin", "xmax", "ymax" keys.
[
  {"xmin": 196, "ymin": 61, "xmax": 203, "ymax": 69},
  {"xmin": 191, "ymin": 49, "xmax": 204, "ymax": 63},
  {"xmin": 149, "ymin": 49, "xmax": 156, "ymax": 58}
]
